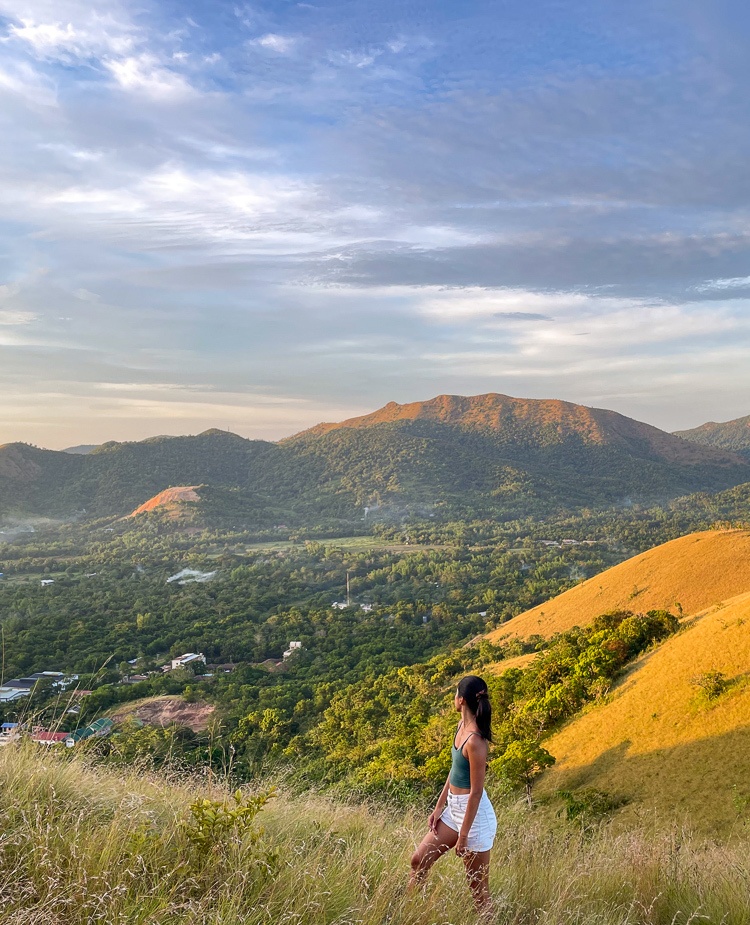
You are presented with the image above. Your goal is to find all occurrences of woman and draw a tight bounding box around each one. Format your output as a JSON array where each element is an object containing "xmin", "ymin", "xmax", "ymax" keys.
[{"xmin": 409, "ymin": 675, "xmax": 497, "ymax": 912}]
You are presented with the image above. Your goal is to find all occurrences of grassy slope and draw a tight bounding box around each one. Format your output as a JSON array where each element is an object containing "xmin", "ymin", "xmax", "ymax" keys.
[
  {"xmin": 2, "ymin": 745, "xmax": 750, "ymax": 924},
  {"xmin": 538, "ymin": 590, "xmax": 750, "ymax": 832},
  {"xmin": 482, "ymin": 528, "xmax": 750, "ymax": 831},
  {"xmin": 486, "ymin": 529, "xmax": 750, "ymax": 643}
]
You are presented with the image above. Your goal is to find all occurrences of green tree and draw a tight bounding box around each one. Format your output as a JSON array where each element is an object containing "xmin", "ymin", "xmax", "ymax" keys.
[{"xmin": 493, "ymin": 739, "xmax": 555, "ymax": 807}]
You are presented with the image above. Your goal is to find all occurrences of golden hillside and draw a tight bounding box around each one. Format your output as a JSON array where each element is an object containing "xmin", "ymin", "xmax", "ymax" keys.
[
  {"xmin": 129, "ymin": 485, "xmax": 201, "ymax": 517},
  {"xmin": 539, "ymin": 590, "xmax": 750, "ymax": 832},
  {"xmin": 487, "ymin": 529, "xmax": 750, "ymax": 643}
]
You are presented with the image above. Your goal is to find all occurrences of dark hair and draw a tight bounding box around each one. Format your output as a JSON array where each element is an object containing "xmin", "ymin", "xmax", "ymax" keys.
[{"xmin": 457, "ymin": 675, "xmax": 492, "ymax": 742}]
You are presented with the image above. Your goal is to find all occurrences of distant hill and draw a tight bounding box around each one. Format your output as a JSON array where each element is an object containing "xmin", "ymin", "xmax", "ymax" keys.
[
  {"xmin": 285, "ymin": 393, "xmax": 750, "ymax": 513},
  {"xmin": 486, "ymin": 529, "xmax": 750, "ymax": 643},
  {"xmin": 293, "ymin": 394, "xmax": 740, "ymax": 466},
  {"xmin": 62, "ymin": 444, "xmax": 100, "ymax": 455},
  {"xmin": 1, "ymin": 394, "xmax": 750, "ymax": 522},
  {"xmin": 675, "ymin": 414, "xmax": 750, "ymax": 459}
]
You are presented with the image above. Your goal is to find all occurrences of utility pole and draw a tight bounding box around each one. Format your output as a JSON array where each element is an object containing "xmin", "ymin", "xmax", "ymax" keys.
[{"xmin": 346, "ymin": 570, "xmax": 351, "ymax": 607}]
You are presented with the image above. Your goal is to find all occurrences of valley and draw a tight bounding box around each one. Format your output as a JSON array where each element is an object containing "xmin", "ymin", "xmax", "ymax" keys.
[{"xmin": 1, "ymin": 392, "xmax": 750, "ymax": 923}]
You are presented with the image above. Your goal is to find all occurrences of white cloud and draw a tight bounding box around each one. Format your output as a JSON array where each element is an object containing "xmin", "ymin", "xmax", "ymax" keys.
[
  {"xmin": 0, "ymin": 310, "xmax": 37, "ymax": 325},
  {"xmin": 253, "ymin": 33, "xmax": 296, "ymax": 54},
  {"xmin": 104, "ymin": 54, "xmax": 194, "ymax": 100},
  {"xmin": 4, "ymin": 8, "xmax": 135, "ymax": 60},
  {"xmin": 696, "ymin": 276, "xmax": 750, "ymax": 292}
]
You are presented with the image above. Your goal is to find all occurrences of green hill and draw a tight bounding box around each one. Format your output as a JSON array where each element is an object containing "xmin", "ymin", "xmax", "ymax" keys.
[
  {"xmin": 675, "ymin": 413, "xmax": 750, "ymax": 459},
  {"xmin": 1, "ymin": 394, "xmax": 749, "ymax": 523}
]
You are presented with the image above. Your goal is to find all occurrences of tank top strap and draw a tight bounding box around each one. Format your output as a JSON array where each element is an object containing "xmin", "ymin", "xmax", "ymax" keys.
[{"xmin": 457, "ymin": 731, "xmax": 480, "ymax": 751}]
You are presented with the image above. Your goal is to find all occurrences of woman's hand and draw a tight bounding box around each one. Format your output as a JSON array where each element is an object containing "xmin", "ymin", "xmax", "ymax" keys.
[
  {"xmin": 428, "ymin": 810, "xmax": 439, "ymax": 833},
  {"xmin": 455, "ymin": 834, "xmax": 469, "ymax": 856}
]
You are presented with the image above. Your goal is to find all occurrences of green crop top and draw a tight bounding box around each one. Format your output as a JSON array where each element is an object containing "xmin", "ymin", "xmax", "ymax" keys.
[{"xmin": 450, "ymin": 725, "xmax": 478, "ymax": 789}]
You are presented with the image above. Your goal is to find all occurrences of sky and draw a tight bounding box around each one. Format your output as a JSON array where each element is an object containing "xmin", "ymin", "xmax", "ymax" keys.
[{"xmin": 1, "ymin": 0, "xmax": 750, "ymax": 448}]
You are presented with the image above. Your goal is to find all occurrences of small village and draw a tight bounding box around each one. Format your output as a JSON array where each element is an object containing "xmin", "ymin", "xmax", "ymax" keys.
[{"xmin": 0, "ymin": 643, "xmax": 304, "ymax": 746}]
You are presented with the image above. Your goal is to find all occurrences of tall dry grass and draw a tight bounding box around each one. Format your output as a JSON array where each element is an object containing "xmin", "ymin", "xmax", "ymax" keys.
[{"xmin": 1, "ymin": 744, "xmax": 749, "ymax": 925}]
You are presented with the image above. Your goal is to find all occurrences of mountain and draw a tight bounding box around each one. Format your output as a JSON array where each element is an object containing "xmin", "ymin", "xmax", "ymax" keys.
[
  {"xmin": 284, "ymin": 393, "xmax": 750, "ymax": 511},
  {"xmin": 1, "ymin": 395, "xmax": 750, "ymax": 522},
  {"xmin": 675, "ymin": 414, "xmax": 750, "ymax": 459},
  {"xmin": 486, "ymin": 529, "xmax": 750, "ymax": 643},
  {"xmin": 484, "ymin": 529, "xmax": 750, "ymax": 830},
  {"xmin": 294, "ymin": 394, "xmax": 738, "ymax": 464},
  {"xmin": 62, "ymin": 444, "xmax": 100, "ymax": 455}
]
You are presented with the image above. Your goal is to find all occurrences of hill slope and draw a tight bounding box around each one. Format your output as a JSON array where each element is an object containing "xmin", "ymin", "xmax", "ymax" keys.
[
  {"xmin": 2, "ymin": 394, "xmax": 750, "ymax": 521},
  {"xmin": 675, "ymin": 414, "xmax": 750, "ymax": 459},
  {"xmin": 486, "ymin": 529, "xmax": 750, "ymax": 643},
  {"xmin": 129, "ymin": 486, "xmax": 202, "ymax": 517},
  {"xmin": 539, "ymin": 589, "xmax": 750, "ymax": 832},
  {"xmin": 293, "ymin": 393, "xmax": 743, "ymax": 467}
]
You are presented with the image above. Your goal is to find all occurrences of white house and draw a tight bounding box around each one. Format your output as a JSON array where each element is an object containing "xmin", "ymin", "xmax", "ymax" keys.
[
  {"xmin": 169, "ymin": 652, "xmax": 206, "ymax": 671},
  {"xmin": 283, "ymin": 641, "xmax": 303, "ymax": 659}
]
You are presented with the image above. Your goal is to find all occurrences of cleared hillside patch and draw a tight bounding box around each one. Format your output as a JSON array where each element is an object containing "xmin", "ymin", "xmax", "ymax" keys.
[{"xmin": 110, "ymin": 695, "xmax": 216, "ymax": 732}]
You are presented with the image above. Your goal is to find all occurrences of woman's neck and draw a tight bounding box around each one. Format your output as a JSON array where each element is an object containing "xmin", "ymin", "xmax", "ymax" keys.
[{"xmin": 460, "ymin": 705, "xmax": 478, "ymax": 730}]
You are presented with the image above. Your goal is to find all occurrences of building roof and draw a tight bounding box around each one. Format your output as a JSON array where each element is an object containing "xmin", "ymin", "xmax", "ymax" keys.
[{"xmin": 32, "ymin": 731, "xmax": 68, "ymax": 743}]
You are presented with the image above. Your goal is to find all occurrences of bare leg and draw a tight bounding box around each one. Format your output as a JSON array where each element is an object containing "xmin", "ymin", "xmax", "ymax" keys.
[
  {"xmin": 409, "ymin": 820, "xmax": 459, "ymax": 889},
  {"xmin": 462, "ymin": 848, "xmax": 493, "ymax": 914}
]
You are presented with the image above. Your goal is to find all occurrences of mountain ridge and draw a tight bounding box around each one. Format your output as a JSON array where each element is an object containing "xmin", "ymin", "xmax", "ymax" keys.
[
  {"xmin": 1, "ymin": 393, "xmax": 749, "ymax": 521},
  {"xmin": 675, "ymin": 413, "xmax": 750, "ymax": 459}
]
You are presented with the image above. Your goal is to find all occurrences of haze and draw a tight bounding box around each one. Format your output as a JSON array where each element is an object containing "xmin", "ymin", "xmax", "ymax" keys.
[{"xmin": 2, "ymin": 0, "xmax": 749, "ymax": 448}]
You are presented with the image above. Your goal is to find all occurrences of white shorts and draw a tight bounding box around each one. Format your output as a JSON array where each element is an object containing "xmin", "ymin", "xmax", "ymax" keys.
[{"xmin": 440, "ymin": 789, "xmax": 497, "ymax": 853}]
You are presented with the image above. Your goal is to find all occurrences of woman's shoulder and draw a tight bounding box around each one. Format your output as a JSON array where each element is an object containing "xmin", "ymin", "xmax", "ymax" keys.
[{"xmin": 463, "ymin": 731, "xmax": 489, "ymax": 758}]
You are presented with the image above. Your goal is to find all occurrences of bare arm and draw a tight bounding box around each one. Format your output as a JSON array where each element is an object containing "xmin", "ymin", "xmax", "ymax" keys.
[
  {"xmin": 456, "ymin": 736, "xmax": 488, "ymax": 854},
  {"xmin": 429, "ymin": 774, "xmax": 451, "ymax": 832}
]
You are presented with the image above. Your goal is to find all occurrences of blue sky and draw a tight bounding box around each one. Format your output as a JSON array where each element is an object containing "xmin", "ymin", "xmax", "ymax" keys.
[{"xmin": 1, "ymin": 0, "xmax": 749, "ymax": 447}]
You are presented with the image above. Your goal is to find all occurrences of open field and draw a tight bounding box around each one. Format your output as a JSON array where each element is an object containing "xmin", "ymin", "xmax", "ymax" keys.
[
  {"xmin": 2, "ymin": 745, "xmax": 750, "ymax": 924},
  {"xmin": 243, "ymin": 536, "xmax": 449, "ymax": 554}
]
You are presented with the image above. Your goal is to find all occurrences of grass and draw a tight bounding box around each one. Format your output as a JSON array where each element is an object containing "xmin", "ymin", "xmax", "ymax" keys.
[
  {"xmin": 486, "ymin": 529, "xmax": 750, "ymax": 643},
  {"xmin": 3, "ymin": 745, "xmax": 750, "ymax": 924},
  {"xmin": 537, "ymin": 589, "xmax": 750, "ymax": 833}
]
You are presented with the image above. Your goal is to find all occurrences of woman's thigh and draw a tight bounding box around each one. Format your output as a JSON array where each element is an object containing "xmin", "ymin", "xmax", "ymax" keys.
[
  {"xmin": 413, "ymin": 820, "xmax": 459, "ymax": 869},
  {"xmin": 462, "ymin": 848, "xmax": 491, "ymax": 885}
]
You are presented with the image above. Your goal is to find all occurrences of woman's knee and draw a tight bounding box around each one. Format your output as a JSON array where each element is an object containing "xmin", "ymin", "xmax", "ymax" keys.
[{"xmin": 411, "ymin": 844, "xmax": 431, "ymax": 872}]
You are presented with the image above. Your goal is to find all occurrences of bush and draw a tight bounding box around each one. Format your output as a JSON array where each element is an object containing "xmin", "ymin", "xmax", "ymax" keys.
[
  {"xmin": 558, "ymin": 787, "xmax": 628, "ymax": 824},
  {"xmin": 691, "ymin": 670, "xmax": 728, "ymax": 700}
]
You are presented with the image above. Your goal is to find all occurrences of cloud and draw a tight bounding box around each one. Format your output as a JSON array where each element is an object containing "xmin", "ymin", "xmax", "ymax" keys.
[
  {"xmin": 1, "ymin": 0, "xmax": 750, "ymax": 446},
  {"xmin": 0, "ymin": 310, "xmax": 37, "ymax": 325},
  {"xmin": 104, "ymin": 53, "xmax": 195, "ymax": 100},
  {"xmin": 2, "ymin": 1, "xmax": 137, "ymax": 61},
  {"xmin": 0, "ymin": 60, "xmax": 56, "ymax": 105},
  {"xmin": 253, "ymin": 33, "xmax": 296, "ymax": 54}
]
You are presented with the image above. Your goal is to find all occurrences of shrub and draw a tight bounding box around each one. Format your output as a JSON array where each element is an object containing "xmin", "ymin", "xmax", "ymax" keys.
[
  {"xmin": 557, "ymin": 787, "xmax": 628, "ymax": 824},
  {"xmin": 184, "ymin": 786, "xmax": 278, "ymax": 861},
  {"xmin": 691, "ymin": 670, "xmax": 728, "ymax": 700}
]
